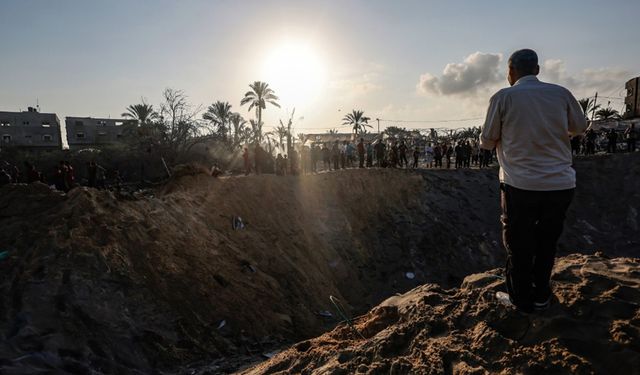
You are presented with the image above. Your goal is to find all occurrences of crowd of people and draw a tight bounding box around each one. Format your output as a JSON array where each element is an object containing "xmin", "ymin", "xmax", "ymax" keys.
[
  {"xmin": 0, "ymin": 159, "xmax": 116, "ymax": 191},
  {"xmin": 240, "ymin": 137, "xmax": 495, "ymax": 176},
  {"xmin": 571, "ymin": 123, "xmax": 637, "ymax": 155}
]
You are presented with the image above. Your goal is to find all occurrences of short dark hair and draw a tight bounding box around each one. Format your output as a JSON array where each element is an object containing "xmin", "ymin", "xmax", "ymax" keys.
[{"xmin": 508, "ymin": 49, "xmax": 538, "ymax": 75}]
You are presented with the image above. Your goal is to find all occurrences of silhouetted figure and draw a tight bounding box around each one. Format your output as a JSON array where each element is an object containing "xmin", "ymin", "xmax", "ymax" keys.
[
  {"xmin": 243, "ymin": 147, "xmax": 251, "ymax": 175},
  {"xmin": 480, "ymin": 48, "xmax": 586, "ymax": 313},
  {"xmin": 398, "ymin": 140, "xmax": 408, "ymax": 168},
  {"xmin": 584, "ymin": 128, "xmax": 597, "ymax": 155},
  {"xmin": 64, "ymin": 161, "xmax": 75, "ymax": 189},
  {"xmin": 366, "ymin": 142, "xmax": 373, "ymax": 167},
  {"xmin": 87, "ymin": 161, "xmax": 98, "ymax": 187},
  {"xmin": 433, "ymin": 144, "xmax": 443, "ymax": 168},
  {"xmin": 625, "ymin": 123, "xmax": 637, "ymax": 153},
  {"xmin": 412, "ymin": 147, "xmax": 420, "ymax": 169},
  {"xmin": 607, "ymin": 129, "xmax": 617, "ymax": 153},
  {"xmin": 357, "ymin": 138, "xmax": 365, "ymax": 168},
  {"xmin": 322, "ymin": 144, "xmax": 331, "ymax": 170},
  {"xmin": 331, "ymin": 141, "xmax": 340, "ymax": 170}
]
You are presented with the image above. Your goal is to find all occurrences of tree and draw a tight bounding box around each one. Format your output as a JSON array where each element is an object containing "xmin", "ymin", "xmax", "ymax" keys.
[
  {"xmin": 229, "ymin": 113, "xmax": 247, "ymax": 149},
  {"xmin": 158, "ymin": 88, "xmax": 205, "ymax": 159},
  {"xmin": 121, "ymin": 100, "xmax": 159, "ymax": 125},
  {"xmin": 202, "ymin": 101, "xmax": 233, "ymax": 141},
  {"xmin": 342, "ymin": 110, "xmax": 371, "ymax": 136},
  {"xmin": 383, "ymin": 126, "xmax": 410, "ymax": 140},
  {"xmin": 595, "ymin": 107, "xmax": 620, "ymax": 120},
  {"xmin": 327, "ymin": 129, "xmax": 338, "ymax": 134},
  {"xmin": 240, "ymin": 81, "xmax": 280, "ymax": 143},
  {"xmin": 275, "ymin": 122, "xmax": 289, "ymax": 152},
  {"xmin": 578, "ymin": 98, "xmax": 600, "ymax": 120}
]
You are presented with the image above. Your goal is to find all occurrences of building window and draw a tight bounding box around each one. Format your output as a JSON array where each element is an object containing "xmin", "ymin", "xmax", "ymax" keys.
[
  {"xmin": 42, "ymin": 122, "xmax": 51, "ymax": 127},
  {"xmin": 25, "ymin": 135, "xmax": 32, "ymax": 138},
  {"xmin": 98, "ymin": 131, "xmax": 107, "ymax": 136},
  {"xmin": 42, "ymin": 134, "xmax": 52, "ymax": 142},
  {"xmin": 115, "ymin": 121, "xmax": 123, "ymax": 126},
  {"xmin": 2, "ymin": 134, "xmax": 11, "ymax": 142},
  {"xmin": 0, "ymin": 121, "xmax": 10, "ymax": 127},
  {"xmin": 75, "ymin": 120, "xmax": 84, "ymax": 126},
  {"xmin": 22, "ymin": 121, "xmax": 30, "ymax": 125},
  {"xmin": 97, "ymin": 120, "xmax": 107, "ymax": 126},
  {"xmin": 116, "ymin": 133, "xmax": 123, "ymax": 139},
  {"xmin": 76, "ymin": 132, "xmax": 85, "ymax": 139}
]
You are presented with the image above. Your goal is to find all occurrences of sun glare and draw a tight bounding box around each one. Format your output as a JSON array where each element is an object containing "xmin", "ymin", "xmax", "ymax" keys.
[{"xmin": 262, "ymin": 41, "xmax": 327, "ymax": 108}]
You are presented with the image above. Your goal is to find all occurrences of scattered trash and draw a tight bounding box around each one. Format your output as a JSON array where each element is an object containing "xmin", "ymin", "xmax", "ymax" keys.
[
  {"xmin": 405, "ymin": 272, "xmax": 415, "ymax": 279},
  {"xmin": 232, "ymin": 216, "xmax": 245, "ymax": 230},
  {"xmin": 217, "ymin": 320, "xmax": 226, "ymax": 330},
  {"xmin": 316, "ymin": 310, "xmax": 333, "ymax": 318},
  {"xmin": 262, "ymin": 350, "xmax": 281, "ymax": 359},
  {"xmin": 0, "ymin": 251, "xmax": 8, "ymax": 261}
]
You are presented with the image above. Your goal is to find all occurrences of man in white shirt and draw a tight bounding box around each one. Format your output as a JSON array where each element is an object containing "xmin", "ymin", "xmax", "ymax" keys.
[{"xmin": 480, "ymin": 49, "xmax": 587, "ymax": 313}]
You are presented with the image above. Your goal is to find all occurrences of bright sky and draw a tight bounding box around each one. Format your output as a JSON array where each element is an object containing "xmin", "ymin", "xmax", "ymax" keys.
[{"xmin": 1, "ymin": 0, "xmax": 639, "ymax": 135}]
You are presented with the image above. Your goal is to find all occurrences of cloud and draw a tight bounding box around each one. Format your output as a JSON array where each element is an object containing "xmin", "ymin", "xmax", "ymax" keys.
[
  {"xmin": 540, "ymin": 59, "xmax": 631, "ymax": 98},
  {"xmin": 417, "ymin": 52, "xmax": 503, "ymax": 96}
]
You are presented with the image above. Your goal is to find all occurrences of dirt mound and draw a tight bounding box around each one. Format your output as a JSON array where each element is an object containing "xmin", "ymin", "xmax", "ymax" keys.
[
  {"xmin": 241, "ymin": 254, "xmax": 640, "ymax": 375},
  {"xmin": 0, "ymin": 153, "xmax": 638, "ymax": 373}
]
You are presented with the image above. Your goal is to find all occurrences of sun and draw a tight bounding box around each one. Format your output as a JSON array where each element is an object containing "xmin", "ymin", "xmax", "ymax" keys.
[{"xmin": 262, "ymin": 41, "xmax": 327, "ymax": 108}]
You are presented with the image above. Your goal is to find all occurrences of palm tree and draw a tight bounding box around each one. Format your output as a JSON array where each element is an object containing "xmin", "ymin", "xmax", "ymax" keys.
[
  {"xmin": 229, "ymin": 113, "xmax": 247, "ymax": 149},
  {"xmin": 122, "ymin": 101, "xmax": 158, "ymax": 125},
  {"xmin": 578, "ymin": 98, "xmax": 600, "ymax": 120},
  {"xmin": 595, "ymin": 107, "xmax": 620, "ymax": 120},
  {"xmin": 240, "ymin": 81, "xmax": 280, "ymax": 143},
  {"xmin": 249, "ymin": 119, "xmax": 263, "ymax": 144},
  {"xmin": 275, "ymin": 122, "xmax": 289, "ymax": 152},
  {"xmin": 342, "ymin": 110, "xmax": 371, "ymax": 136},
  {"xmin": 202, "ymin": 101, "xmax": 233, "ymax": 140}
]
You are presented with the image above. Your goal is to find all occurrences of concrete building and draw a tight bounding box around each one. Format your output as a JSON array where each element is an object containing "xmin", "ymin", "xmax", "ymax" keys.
[
  {"xmin": 0, "ymin": 107, "xmax": 63, "ymax": 150},
  {"xmin": 65, "ymin": 116, "xmax": 129, "ymax": 149}
]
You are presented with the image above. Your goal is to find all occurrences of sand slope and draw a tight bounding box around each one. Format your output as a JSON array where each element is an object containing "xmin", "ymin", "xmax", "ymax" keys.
[
  {"xmin": 0, "ymin": 153, "xmax": 638, "ymax": 373},
  {"xmin": 241, "ymin": 254, "xmax": 640, "ymax": 375}
]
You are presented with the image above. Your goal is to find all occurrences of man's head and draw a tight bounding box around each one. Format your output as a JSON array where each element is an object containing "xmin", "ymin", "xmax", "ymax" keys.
[{"xmin": 508, "ymin": 49, "xmax": 539, "ymax": 86}]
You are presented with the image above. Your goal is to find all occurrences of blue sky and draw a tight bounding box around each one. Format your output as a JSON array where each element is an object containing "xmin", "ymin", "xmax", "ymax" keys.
[{"xmin": 1, "ymin": 0, "xmax": 638, "ymax": 134}]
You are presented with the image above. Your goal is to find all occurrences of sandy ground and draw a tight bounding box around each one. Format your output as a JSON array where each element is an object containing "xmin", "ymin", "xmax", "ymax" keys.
[
  {"xmin": 240, "ymin": 254, "xmax": 640, "ymax": 375},
  {"xmin": 0, "ymin": 152, "xmax": 638, "ymax": 373}
]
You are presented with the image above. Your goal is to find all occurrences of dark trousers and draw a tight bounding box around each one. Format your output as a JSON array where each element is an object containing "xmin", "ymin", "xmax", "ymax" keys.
[
  {"xmin": 500, "ymin": 184, "xmax": 574, "ymax": 310},
  {"xmin": 628, "ymin": 139, "xmax": 636, "ymax": 153},
  {"xmin": 358, "ymin": 152, "xmax": 365, "ymax": 168}
]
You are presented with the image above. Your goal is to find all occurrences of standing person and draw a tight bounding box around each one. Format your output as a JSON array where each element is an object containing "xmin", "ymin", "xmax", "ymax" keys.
[
  {"xmin": 463, "ymin": 141, "xmax": 471, "ymax": 168},
  {"xmin": 366, "ymin": 142, "xmax": 373, "ymax": 168},
  {"xmin": 433, "ymin": 144, "xmax": 443, "ymax": 168},
  {"xmin": 584, "ymin": 128, "xmax": 597, "ymax": 155},
  {"xmin": 481, "ymin": 49, "xmax": 587, "ymax": 313},
  {"xmin": 606, "ymin": 129, "xmax": 617, "ymax": 153},
  {"xmin": 64, "ymin": 161, "xmax": 75, "ymax": 190},
  {"xmin": 445, "ymin": 144, "xmax": 453, "ymax": 169},
  {"xmin": 625, "ymin": 123, "xmax": 637, "ymax": 153},
  {"xmin": 398, "ymin": 140, "xmax": 408, "ymax": 168},
  {"xmin": 242, "ymin": 147, "xmax": 251, "ymax": 175},
  {"xmin": 340, "ymin": 141, "xmax": 347, "ymax": 169},
  {"xmin": 412, "ymin": 146, "xmax": 420, "ymax": 169},
  {"xmin": 374, "ymin": 139, "xmax": 385, "ymax": 167},
  {"xmin": 87, "ymin": 161, "xmax": 98, "ymax": 187},
  {"xmin": 357, "ymin": 138, "xmax": 365, "ymax": 168},
  {"xmin": 424, "ymin": 143, "xmax": 434, "ymax": 168},
  {"xmin": 331, "ymin": 141, "xmax": 340, "ymax": 170},
  {"xmin": 454, "ymin": 142, "xmax": 463, "ymax": 168},
  {"xmin": 390, "ymin": 142, "xmax": 399, "ymax": 168},
  {"xmin": 322, "ymin": 143, "xmax": 331, "ymax": 171}
]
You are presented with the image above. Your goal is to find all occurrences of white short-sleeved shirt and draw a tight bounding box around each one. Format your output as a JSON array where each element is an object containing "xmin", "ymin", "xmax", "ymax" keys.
[{"xmin": 480, "ymin": 75, "xmax": 587, "ymax": 191}]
